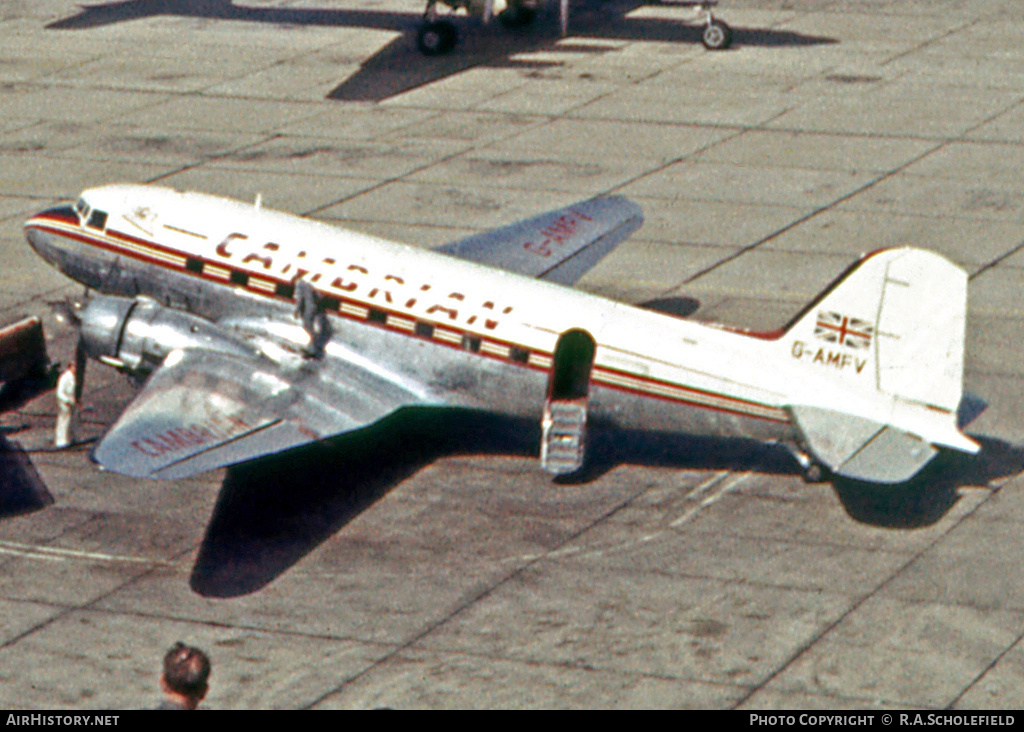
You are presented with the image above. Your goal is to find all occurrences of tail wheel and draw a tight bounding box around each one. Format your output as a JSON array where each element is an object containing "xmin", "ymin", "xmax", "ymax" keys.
[
  {"xmin": 701, "ymin": 20, "xmax": 732, "ymax": 50},
  {"xmin": 802, "ymin": 461, "xmax": 827, "ymax": 484},
  {"xmin": 417, "ymin": 19, "xmax": 457, "ymax": 55},
  {"xmin": 787, "ymin": 444, "xmax": 828, "ymax": 483}
]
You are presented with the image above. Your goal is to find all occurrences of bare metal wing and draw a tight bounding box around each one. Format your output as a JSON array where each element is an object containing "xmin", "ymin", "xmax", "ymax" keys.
[
  {"xmin": 91, "ymin": 347, "xmax": 433, "ymax": 480},
  {"xmin": 435, "ymin": 196, "xmax": 643, "ymax": 284}
]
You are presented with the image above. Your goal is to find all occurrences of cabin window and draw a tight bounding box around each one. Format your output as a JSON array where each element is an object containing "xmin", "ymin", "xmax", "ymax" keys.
[
  {"xmin": 509, "ymin": 346, "xmax": 530, "ymax": 364},
  {"xmin": 230, "ymin": 270, "xmax": 249, "ymax": 286},
  {"xmin": 461, "ymin": 334, "xmax": 481, "ymax": 352},
  {"xmin": 368, "ymin": 308, "xmax": 387, "ymax": 324},
  {"xmin": 275, "ymin": 282, "xmax": 294, "ymax": 299},
  {"xmin": 414, "ymin": 322, "xmax": 434, "ymax": 338},
  {"xmin": 86, "ymin": 209, "xmax": 108, "ymax": 230},
  {"xmin": 185, "ymin": 257, "xmax": 203, "ymax": 273}
]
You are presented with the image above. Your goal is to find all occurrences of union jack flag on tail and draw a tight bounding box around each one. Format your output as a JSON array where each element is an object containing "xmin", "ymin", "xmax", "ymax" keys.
[{"xmin": 814, "ymin": 312, "xmax": 873, "ymax": 349}]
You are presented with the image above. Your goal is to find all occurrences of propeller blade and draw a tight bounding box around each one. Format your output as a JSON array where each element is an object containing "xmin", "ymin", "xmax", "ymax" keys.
[
  {"xmin": 73, "ymin": 337, "xmax": 87, "ymax": 402},
  {"xmin": 559, "ymin": 0, "xmax": 569, "ymax": 35}
]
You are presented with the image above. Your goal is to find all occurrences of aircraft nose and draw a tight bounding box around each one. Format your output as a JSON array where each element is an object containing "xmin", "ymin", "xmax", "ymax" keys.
[{"xmin": 24, "ymin": 204, "xmax": 77, "ymax": 264}]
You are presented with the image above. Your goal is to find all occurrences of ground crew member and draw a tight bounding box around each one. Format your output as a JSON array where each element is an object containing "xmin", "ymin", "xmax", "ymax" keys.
[{"xmin": 54, "ymin": 359, "xmax": 77, "ymax": 448}]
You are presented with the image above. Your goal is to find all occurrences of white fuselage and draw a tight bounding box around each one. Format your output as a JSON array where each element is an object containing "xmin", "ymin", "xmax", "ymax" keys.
[{"xmin": 26, "ymin": 184, "xmax": 807, "ymax": 449}]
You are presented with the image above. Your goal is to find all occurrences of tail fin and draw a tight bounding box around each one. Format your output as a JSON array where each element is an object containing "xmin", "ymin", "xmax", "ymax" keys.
[{"xmin": 782, "ymin": 248, "xmax": 978, "ymax": 483}]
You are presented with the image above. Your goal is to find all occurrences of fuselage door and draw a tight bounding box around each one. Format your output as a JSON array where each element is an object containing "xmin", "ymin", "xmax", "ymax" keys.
[{"xmin": 541, "ymin": 328, "xmax": 596, "ymax": 475}]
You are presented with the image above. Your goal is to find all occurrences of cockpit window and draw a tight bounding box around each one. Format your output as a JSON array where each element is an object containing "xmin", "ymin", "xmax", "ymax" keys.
[
  {"xmin": 74, "ymin": 198, "xmax": 90, "ymax": 220},
  {"xmin": 86, "ymin": 209, "xmax": 108, "ymax": 230}
]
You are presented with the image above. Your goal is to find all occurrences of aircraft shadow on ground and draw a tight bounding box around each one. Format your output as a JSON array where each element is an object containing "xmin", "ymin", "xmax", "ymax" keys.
[
  {"xmin": 0, "ymin": 433, "xmax": 54, "ymax": 519},
  {"xmin": 190, "ymin": 406, "xmax": 1022, "ymax": 598},
  {"xmin": 0, "ymin": 375, "xmax": 58, "ymax": 519},
  {"xmin": 191, "ymin": 408, "xmax": 540, "ymax": 597},
  {"xmin": 638, "ymin": 296, "xmax": 701, "ymax": 318},
  {"xmin": 831, "ymin": 436, "xmax": 1024, "ymax": 530},
  {"xmin": 46, "ymin": 0, "xmax": 838, "ymax": 102},
  {"xmin": 0, "ymin": 373, "xmax": 55, "ymax": 415}
]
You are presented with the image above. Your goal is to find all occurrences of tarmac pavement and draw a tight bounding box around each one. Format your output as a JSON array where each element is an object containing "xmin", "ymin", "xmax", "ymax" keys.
[{"xmin": 1, "ymin": 0, "xmax": 1024, "ymax": 709}]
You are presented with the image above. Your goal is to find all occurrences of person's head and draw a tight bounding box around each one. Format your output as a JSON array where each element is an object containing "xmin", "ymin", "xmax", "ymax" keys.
[{"xmin": 161, "ymin": 642, "xmax": 211, "ymax": 709}]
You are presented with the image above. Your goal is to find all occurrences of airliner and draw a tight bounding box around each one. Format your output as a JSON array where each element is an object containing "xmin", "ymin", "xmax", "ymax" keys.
[{"xmin": 24, "ymin": 184, "xmax": 978, "ymax": 483}]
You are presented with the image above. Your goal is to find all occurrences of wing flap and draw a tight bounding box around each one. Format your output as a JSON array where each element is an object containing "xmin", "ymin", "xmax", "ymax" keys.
[
  {"xmin": 435, "ymin": 196, "xmax": 643, "ymax": 284},
  {"xmin": 92, "ymin": 347, "xmax": 428, "ymax": 479}
]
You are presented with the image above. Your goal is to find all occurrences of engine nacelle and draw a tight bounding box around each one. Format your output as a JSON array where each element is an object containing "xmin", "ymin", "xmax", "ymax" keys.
[{"xmin": 79, "ymin": 295, "xmax": 255, "ymax": 377}]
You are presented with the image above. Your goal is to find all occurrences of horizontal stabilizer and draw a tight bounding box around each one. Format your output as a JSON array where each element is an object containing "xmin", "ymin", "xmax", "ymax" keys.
[
  {"xmin": 790, "ymin": 405, "xmax": 937, "ymax": 484},
  {"xmin": 436, "ymin": 196, "xmax": 643, "ymax": 284}
]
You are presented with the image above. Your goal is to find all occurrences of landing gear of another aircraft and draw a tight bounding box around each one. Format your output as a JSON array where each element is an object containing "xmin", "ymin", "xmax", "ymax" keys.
[
  {"xmin": 701, "ymin": 19, "xmax": 732, "ymax": 50},
  {"xmin": 660, "ymin": 1, "xmax": 733, "ymax": 50},
  {"xmin": 414, "ymin": 0, "xmax": 545, "ymax": 55},
  {"xmin": 417, "ymin": 18, "xmax": 458, "ymax": 55},
  {"xmin": 498, "ymin": 0, "xmax": 539, "ymax": 28}
]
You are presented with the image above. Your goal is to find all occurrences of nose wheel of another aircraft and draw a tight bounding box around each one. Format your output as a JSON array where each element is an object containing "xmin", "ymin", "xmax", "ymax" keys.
[
  {"xmin": 701, "ymin": 19, "xmax": 732, "ymax": 50},
  {"xmin": 417, "ymin": 19, "xmax": 458, "ymax": 55}
]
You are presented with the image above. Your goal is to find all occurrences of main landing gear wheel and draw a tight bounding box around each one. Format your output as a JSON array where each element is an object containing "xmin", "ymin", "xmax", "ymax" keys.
[
  {"xmin": 499, "ymin": 0, "xmax": 539, "ymax": 28},
  {"xmin": 701, "ymin": 20, "xmax": 732, "ymax": 50},
  {"xmin": 499, "ymin": 5, "xmax": 537, "ymax": 27},
  {"xmin": 417, "ymin": 19, "xmax": 457, "ymax": 55}
]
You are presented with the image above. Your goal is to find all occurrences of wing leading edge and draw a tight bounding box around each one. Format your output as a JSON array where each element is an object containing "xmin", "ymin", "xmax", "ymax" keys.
[
  {"xmin": 91, "ymin": 347, "xmax": 433, "ymax": 480},
  {"xmin": 435, "ymin": 196, "xmax": 643, "ymax": 284}
]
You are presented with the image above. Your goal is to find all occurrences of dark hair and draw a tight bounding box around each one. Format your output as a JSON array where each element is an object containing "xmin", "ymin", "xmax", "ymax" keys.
[{"xmin": 163, "ymin": 642, "xmax": 211, "ymax": 699}]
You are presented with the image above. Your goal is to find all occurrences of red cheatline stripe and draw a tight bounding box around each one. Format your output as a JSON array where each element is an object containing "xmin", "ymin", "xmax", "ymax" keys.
[{"xmin": 27, "ymin": 217, "xmax": 790, "ymax": 425}]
